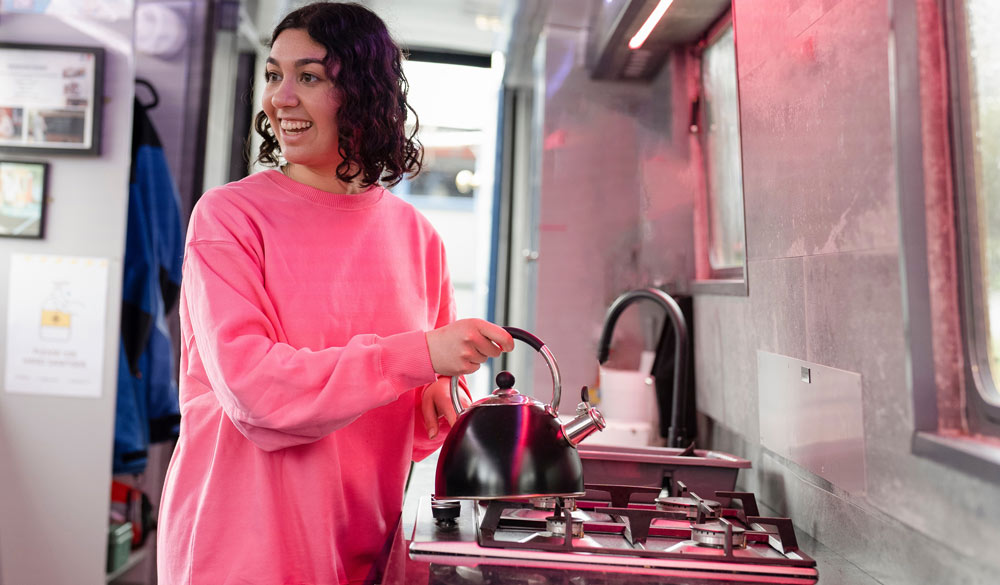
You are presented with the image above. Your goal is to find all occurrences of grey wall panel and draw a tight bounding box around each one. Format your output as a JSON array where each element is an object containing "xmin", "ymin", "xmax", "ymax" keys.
[
  {"xmin": 738, "ymin": 0, "xmax": 897, "ymax": 261},
  {"xmin": 746, "ymin": 257, "xmax": 808, "ymax": 359}
]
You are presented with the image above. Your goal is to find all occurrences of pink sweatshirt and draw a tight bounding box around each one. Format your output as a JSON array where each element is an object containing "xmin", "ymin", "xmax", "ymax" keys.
[{"xmin": 158, "ymin": 170, "xmax": 456, "ymax": 584}]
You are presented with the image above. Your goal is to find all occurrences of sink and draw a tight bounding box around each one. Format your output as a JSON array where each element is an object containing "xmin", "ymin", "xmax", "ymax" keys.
[{"xmin": 577, "ymin": 443, "xmax": 751, "ymax": 503}]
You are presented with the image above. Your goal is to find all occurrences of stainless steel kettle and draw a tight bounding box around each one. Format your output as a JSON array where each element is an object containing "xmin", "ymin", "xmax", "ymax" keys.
[{"xmin": 434, "ymin": 327, "xmax": 606, "ymax": 499}]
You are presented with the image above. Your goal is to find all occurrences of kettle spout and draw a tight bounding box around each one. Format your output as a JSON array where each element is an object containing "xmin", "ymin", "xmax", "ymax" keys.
[{"xmin": 562, "ymin": 405, "xmax": 606, "ymax": 447}]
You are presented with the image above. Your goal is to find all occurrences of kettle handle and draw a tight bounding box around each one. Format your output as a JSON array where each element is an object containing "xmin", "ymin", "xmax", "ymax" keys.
[{"xmin": 450, "ymin": 326, "xmax": 563, "ymax": 416}]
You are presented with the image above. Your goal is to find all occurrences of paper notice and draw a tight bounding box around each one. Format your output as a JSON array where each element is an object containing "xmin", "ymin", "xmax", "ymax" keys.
[{"xmin": 4, "ymin": 253, "xmax": 109, "ymax": 398}]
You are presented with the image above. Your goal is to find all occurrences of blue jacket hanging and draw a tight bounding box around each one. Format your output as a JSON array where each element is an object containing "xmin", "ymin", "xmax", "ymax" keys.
[{"xmin": 114, "ymin": 93, "xmax": 183, "ymax": 474}]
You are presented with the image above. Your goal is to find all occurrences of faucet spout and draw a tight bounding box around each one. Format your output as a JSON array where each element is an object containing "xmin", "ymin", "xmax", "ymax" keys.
[{"xmin": 596, "ymin": 288, "xmax": 689, "ymax": 447}]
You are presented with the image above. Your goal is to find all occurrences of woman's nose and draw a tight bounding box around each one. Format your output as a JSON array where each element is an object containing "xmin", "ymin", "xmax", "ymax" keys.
[{"xmin": 270, "ymin": 79, "xmax": 298, "ymax": 108}]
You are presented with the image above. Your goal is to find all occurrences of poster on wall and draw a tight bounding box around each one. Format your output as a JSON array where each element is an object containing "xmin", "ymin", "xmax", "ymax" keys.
[
  {"xmin": 0, "ymin": 159, "xmax": 47, "ymax": 238},
  {"xmin": 0, "ymin": 42, "xmax": 104, "ymax": 155},
  {"xmin": 4, "ymin": 254, "xmax": 110, "ymax": 398}
]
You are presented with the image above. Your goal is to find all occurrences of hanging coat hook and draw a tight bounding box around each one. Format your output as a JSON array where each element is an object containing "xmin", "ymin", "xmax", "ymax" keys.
[{"xmin": 135, "ymin": 78, "xmax": 159, "ymax": 110}]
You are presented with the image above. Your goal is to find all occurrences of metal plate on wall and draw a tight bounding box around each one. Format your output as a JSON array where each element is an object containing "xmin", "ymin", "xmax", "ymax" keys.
[{"xmin": 758, "ymin": 351, "xmax": 866, "ymax": 493}]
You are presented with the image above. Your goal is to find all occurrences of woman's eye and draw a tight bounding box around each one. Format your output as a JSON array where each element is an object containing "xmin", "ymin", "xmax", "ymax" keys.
[
  {"xmin": 264, "ymin": 71, "xmax": 280, "ymax": 82},
  {"xmin": 301, "ymin": 73, "xmax": 320, "ymax": 83}
]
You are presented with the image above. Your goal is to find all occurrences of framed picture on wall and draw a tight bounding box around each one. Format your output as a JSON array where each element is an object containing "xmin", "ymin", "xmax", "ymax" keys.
[
  {"xmin": 0, "ymin": 42, "xmax": 105, "ymax": 155},
  {"xmin": 0, "ymin": 159, "xmax": 48, "ymax": 238}
]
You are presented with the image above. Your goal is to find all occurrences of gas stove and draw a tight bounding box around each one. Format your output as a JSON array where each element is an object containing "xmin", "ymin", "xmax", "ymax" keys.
[{"xmin": 407, "ymin": 450, "xmax": 818, "ymax": 584}]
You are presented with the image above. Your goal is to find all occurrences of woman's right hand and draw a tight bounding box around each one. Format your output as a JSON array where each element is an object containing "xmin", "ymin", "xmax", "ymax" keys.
[{"xmin": 425, "ymin": 319, "xmax": 515, "ymax": 376}]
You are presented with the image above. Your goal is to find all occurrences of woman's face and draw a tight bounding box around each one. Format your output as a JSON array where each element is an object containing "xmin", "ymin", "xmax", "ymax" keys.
[{"xmin": 262, "ymin": 28, "xmax": 342, "ymax": 173}]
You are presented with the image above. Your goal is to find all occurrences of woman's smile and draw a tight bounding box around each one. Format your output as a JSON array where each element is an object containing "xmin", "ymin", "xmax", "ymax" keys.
[{"xmin": 279, "ymin": 119, "xmax": 313, "ymax": 135}]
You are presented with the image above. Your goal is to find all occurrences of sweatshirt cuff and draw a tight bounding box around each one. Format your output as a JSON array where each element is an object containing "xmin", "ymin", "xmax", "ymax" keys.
[{"xmin": 377, "ymin": 330, "xmax": 437, "ymax": 394}]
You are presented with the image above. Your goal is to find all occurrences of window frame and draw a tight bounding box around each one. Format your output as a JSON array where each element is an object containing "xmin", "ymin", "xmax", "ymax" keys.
[
  {"xmin": 897, "ymin": 0, "xmax": 1000, "ymax": 484},
  {"xmin": 946, "ymin": 0, "xmax": 1000, "ymax": 436},
  {"xmin": 691, "ymin": 11, "xmax": 749, "ymax": 297}
]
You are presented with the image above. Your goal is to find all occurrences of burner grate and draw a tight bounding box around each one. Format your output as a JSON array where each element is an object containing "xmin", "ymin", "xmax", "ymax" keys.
[{"xmin": 474, "ymin": 488, "xmax": 817, "ymax": 569}]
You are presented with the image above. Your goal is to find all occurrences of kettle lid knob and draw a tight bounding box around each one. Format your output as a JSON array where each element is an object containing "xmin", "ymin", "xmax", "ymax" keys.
[{"xmin": 496, "ymin": 371, "xmax": 515, "ymax": 390}]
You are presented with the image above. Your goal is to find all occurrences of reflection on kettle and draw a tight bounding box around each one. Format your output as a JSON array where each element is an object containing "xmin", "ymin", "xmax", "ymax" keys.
[{"xmin": 435, "ymin": 327, "xmax": 606, "ymax": 499}]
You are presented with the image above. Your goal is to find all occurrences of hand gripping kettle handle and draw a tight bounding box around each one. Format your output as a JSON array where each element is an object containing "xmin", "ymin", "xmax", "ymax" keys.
[{"xmin": 450, "ymin": 326, "xmax": 563, "ymax": 416}]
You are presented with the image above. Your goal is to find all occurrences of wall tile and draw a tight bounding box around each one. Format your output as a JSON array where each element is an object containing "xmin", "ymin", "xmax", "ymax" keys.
[
  {"xmin": 738, "ymin": 0, "xmax": 897, "ymax": 261},
  {"xmin": 758, "ymin": 450, "xmax": 1000, "ymax": 585},
  {"xmin": 733, "ymin": 0, "xmax": 847, "ymax": 79},
  {"xmin": 694, "ymin": 299, "xmax": 727, "ymax": 423},
  {"xmin": 747, "ymin": 256, "xmax": 808, "ymax": 358},
  {"xmin": 695, "ymin": 257, "xmax": 806, "ymax": 448},
  {"xmin": 803, "ymin": 250, "xmax": 910, "ymax": 457},
  {"xmin": 716, "ymin": 296, "xmax": 760, "ymax": 443}
]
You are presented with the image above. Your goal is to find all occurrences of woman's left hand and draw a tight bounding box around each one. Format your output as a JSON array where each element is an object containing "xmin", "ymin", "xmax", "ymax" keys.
[{"xmin": 421, "ymin": 376, "xmax": 469, "ymax": 439}]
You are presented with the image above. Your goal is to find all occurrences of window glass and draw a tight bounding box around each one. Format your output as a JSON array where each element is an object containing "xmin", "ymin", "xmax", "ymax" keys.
[
  {"xmin": 393, "ymin": 59, "xmax": 500, "ymax": 396},
  {"xmin": 961, "ymin": 1, "xmax": 1000, "ymax": 402},
  {"xmin": 395, "ymin": 60, "xmax": 494, "ymax": 204},
  {"xmin": 701, "ymin": 25, "xmax": 745, "ymax": 274}
]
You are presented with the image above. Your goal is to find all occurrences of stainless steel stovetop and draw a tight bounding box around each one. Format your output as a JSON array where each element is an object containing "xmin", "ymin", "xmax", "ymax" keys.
[{"xmin": 409, "ymin": 482, "xmax": 818, "ymax": 584}]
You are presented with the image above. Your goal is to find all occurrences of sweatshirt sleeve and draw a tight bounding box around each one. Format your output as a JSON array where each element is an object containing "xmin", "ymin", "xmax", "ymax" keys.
[
  {"xmin": 411, "ymin": 240, "xmax": 467, "ymax": 461},
  {"xmin": 183, "ymin": 235, "xmax": 438, "ymax": 452}
]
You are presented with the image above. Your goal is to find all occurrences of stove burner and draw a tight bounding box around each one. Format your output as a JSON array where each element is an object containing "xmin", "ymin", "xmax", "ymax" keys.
[
  {"xmin": 431, "ymin": 497, "xmax": 461, "ymax": 529},
  {"xmin": 530, "ymin": 496, "xmax": 577, "ymax": 511},
  {"xmin": 545, "ymin": 514, "xmax": 584, "ymax": 537},
  {"xmin": 655, "ymin": 495, "xmax": 721, "ymax": 519},
  {"xmin": 691, "ymin": 520, "xmax": 746, "ymax": 548}
]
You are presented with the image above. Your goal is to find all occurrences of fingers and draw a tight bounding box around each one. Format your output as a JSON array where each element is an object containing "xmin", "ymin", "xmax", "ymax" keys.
[
  {"xmin": 479, "ymin": 322, "xmax": 515, "ymax": 352},
  {"xmin": 464, "ymin": 321, "xmax": 512, "ymax": 367},
  {"xmin": 426, "ymin": 319, "xmax": 516, "ymax": 377},
  {"xmin": 422, "ymin": 377, "xmax": 465, "ymax": 438},
  {"xmin": 421, "ymin": 386, "xmax": 440, "ymax": 439},
  {"xmin": 437, "ymin": 387, "xmax": 459, "ymax": 426}
]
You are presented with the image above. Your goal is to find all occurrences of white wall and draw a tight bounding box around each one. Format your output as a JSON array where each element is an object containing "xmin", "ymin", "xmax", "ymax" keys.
[{"xmin": 0, "ymin": 10, "xmax": 134, "ymax": 585}]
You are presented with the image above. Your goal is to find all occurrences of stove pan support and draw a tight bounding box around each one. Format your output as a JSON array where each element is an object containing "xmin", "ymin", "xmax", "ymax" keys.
[
  {"xmin": 746, "ymin": 516, "xmax": 800, "ymax": 555},
  {"xmin": 602, "ymin": 507, "xmax": 687, "ymax": 545},
  {"xmin": 720, "ymin": 518, "xmax": 735, "ymax": 556},
  {"xmin": 715, "ymin": 490, "xmax": 761, "ymax": 519},
  {"xmin": 478, "ymin": 500, "xmax": 578, "ymax": 551},
  {"xmin": 584, "ymin": 484, "xmax": 662, "ymax": 508}
]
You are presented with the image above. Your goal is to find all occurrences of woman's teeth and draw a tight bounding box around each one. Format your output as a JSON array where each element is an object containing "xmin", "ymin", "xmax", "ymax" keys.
[{"xmin": 281, "ymin": 120, "xmax": 312, "ymax": 134}]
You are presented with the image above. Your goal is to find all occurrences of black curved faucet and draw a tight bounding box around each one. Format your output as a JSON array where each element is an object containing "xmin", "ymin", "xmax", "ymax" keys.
[{"xmin": 596, "ymin": 288, "xmax": 689, "ymax": 448}]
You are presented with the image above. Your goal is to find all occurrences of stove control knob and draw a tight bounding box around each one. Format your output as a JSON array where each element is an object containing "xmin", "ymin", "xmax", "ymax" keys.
[{"xmin": 430, "ymin": 497, "xmax": 461, "ymax": 530}]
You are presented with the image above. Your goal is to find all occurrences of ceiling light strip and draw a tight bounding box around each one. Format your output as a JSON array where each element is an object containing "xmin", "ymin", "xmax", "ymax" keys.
[{"xmin": 628, "ymin": 0, "xmax": 675, "ymax": 50}]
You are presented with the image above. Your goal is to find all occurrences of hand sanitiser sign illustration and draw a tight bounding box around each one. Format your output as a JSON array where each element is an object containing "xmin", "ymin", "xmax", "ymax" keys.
[
  {"xmin": 39, "ymin": 280, "xmax": 78, "ymax": 341},
  {"xmin": 5, "ymin": 254, "xmax": 109, "ymax": 398}
]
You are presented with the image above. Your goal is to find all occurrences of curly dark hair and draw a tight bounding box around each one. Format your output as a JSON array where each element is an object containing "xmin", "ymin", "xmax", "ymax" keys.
[{"xmin": 254, "ymin": 2, "xmax": 422, "ymax": 187}]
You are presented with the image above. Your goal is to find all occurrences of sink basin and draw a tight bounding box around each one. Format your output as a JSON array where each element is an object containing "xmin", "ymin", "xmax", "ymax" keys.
[{"xmin": 577, "ymin": 443, "xmax": 751, "ymax": 503}]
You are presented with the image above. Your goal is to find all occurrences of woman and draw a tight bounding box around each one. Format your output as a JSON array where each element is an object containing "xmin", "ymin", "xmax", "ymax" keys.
[{"xmin": 156, "ymin": 3, "xmax": 513, "ymax": 583}]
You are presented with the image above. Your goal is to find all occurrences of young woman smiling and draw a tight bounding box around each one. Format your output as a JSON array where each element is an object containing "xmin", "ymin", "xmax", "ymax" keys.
[{"xmin": 156, "ymin": 3, "xmax": 513, "ymax": 584}]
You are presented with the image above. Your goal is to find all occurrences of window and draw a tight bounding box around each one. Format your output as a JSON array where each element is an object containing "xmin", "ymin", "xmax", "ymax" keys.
[
  {"xmin": 392, "ymin": 54, "xmax": 501, "ymax": 397},
  {"xmin": 951, "ymin": 0, "xmax": 1000, "ymax": 436},
  {"xmin": 901, "ymin": 0, "xmax": 1000, "ymax": 480},
  {"xmin": 693, "ymin": 17, "xmax": 748, "ymax": 295}
]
